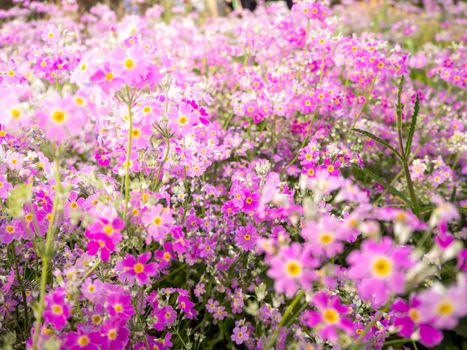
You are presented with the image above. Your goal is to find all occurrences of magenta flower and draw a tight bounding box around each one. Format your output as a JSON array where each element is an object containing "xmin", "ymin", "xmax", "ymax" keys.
[
  {"xmin": 392, "ymin": 297, "xmax": 443, "ymax": 347},
  {"xmin": 86, "ymin": 211, "xmax": 124, "ymax": 261},
  {"xmin": 116, "ymin": 252, "xmax": 158, "ymax": 286},
  {"xmin": 153, "ymin": 304, "xmax": 177, "ymax": 331},
  {"xmin": 100, "ymin": 320, "xmax": 130, "ymax": 350},
  {"xmin": 177, "ymin": 295, "xmax": 197, "ymax": 319},
  {"xmin": 62, "ymin": 328, "xmax": 101, "ymax": 350},
  {"xmin": 43, "ymin": 288, "xmax": 71, "ymax": 331},
  {"xmin": 106, "ymin": 292, "xmax": 135, "ymax": 321},
  {"xmin": 235, "ymin": 223, "xmax": 258, "ymax": 251},
  {"xmin": 347, "ymin": 237, "xmax": 414, "ymax": 307},
  {"xmin": 267, "ymin": 243, "xmax": 318, "ymax": 297},
  {"xmin": 301, "ymin": 292, "xmax": 353, "ymax": 343}
]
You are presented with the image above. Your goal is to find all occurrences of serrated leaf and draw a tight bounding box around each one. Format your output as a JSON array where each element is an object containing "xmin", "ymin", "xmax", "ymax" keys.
[
  {"xmin": 405, "ymin": 93, "xmax": 419, "ymax": 157},
  {"xmin": 352, "ymin": 128, "xmax": 403, "ymax": 160},
  {"xmin": 352, "ymin": 165, "xmax": 412, "ymax": 207}
]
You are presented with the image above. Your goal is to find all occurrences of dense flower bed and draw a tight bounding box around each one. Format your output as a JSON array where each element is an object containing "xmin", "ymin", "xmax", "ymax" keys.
[{"xmin": 0, "ymin": 1, "xmax": 466, "ymax": 349}]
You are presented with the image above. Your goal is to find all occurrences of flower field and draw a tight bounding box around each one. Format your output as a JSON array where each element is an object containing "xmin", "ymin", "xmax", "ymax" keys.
[{"xmin": 0, "ymin": 0, "xmax": 466, "ymax": 349}]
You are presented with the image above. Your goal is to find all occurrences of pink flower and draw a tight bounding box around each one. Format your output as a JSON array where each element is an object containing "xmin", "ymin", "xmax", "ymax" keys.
[
  {"xmin": 35, "ymin": 94, "xmax": 87, "ymax": 143},
  {"xmin": 301, "ymin": 292, "xmax": 353, "ymax": 343},
  {"xmin": 85, "ymin": 210, "xmax": 124, "ymax": 261},
  {"xmin": 43, "ymin": 288, "xmax": 71, "ymax": 331},
  {"xmin": 301, "ymin": 216, "xmax": 345, "ymax": 258},
  {"xmin": 347, "ymin": 237, "xmax": 414, "ymax": 307},
  {"xmin": 142, "ymin": 205, "xmax": 173, "ymax": 243},
  {"xmin": 235, "ymin": 223, "xmax": 258, "ymax": 251},
  {"xmin": 392, "ymin": 297, "xmax": 443, "ymax": 347},
  {"xmin": 0, "ymin": 175, "xmax": 13, "ymax": 200},
  {"xmin": 267, "ymin": 243, "xmax": 318, "ymax": 297},
  {"xmin": 232, "ymin": 325, "xmax": 249, "ymax": 345},
  {"xmin": 116, "ymin": 252, "xmax": 158, "ymax": 286},
  {"xmin": 418, "ymin": 284, "xmax": 467, "ymax": 330}
]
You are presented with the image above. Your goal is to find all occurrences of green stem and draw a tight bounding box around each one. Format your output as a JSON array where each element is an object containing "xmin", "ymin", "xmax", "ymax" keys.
[
  {"xmin": 356, "ymin": 298, "xmax": 392, "ymax": 344},
  {"xmin": 395, "ymin": 108, "xmax": 421, "ymax": 217},
  {"xmin": 78, "ymin": 260, "xmax": 101, "ymax": 284},
  {"xmin": 349, "ymin": 74, "xmax": 378, "ymax": 132},
  {"xmin": 383, "ymin": 338, "xmax": 412, "ymax": 346},
  {"xmin": 32, "ymin": 156, "xmax": 61, "ymax": 350},
  {"xmin": 268, "ymin": 290, "xmax": 304, "ymax": 348},
  {"xmin": 123, "ymin": 93, "xmax": 133, "ymax": 220}
]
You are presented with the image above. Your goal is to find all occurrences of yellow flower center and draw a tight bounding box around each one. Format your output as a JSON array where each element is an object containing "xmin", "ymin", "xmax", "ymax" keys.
[
  {"xmin": 25, "ymin": 213, "xmax": 33, "ymax": 222},
  {"xmin": 114, "ymin": 303, "xmax": 123, "ymax": 312},
  {"xmin": 88, "ymin": 284, "xmax": 95, "ymax": 292},
  {"xmin": 285, "ymin": 260, "xmax": 302, "ymax": 277},
  {"xmin": 51, "ymin": 304, "xmax": 63, "ymax": 315},
  {"xmin": 132, "ymin": 128, "xmax": 141, "ymax": 138},
  {"xmin": 124, "ymin": 58, "xmax": 135, "ymax": 70},
  {"xmin": 163, "ymin": 252, "xmax": 171, "ymax": 261},
  {"xmin": 246, "ymin": 197, "xmax": 253, "ymax": 204},
  {"xmin": 134, "ymin": 263, "xmax": 145, "ymax": 274},
  {"xmin": 0, "ymin": 130, "xmax": 6, "ymax": 137},
  {"xmin": 143, "ymin": 106, "xmax": 152, "ymax": 114},
  {"xmin": 153, "ymin": 216, "xmax": 162, "ymax": 226},
  {"xmin": 103, "ymin": 225, "xmax": 114, "ymax": 235},
  {"xmin": 179, "ymin": 116, "xmax": 188, "ymax": 125},
  {"xmin": 372, "ymin": 257, "xmax": 393, "ymax": 278},
  {"xmin": 74, "ymin": 97, "xmax": 85, "ymax": 106},
  {"xmin": 436, "ymin": 301, "xmax": 454, "ymax": 316},
  {"xmin": 244, "ymin": 234, "xmax": 251, "ymax": 241},
  {"xmin": 70, "ymin": 201, "xmax": 77, "ymax": 209},
  {"xmin": 307, "ymin": 169, "xmax": 315, "ymax": 176},
  {"xmin": 51, "ymin": 110, "xmax": 66, "ymax": 124},
  {"xmin": 108, "ymin": 329, "xmax": 117, "ymax": 340},
  {"xmin": 0, "ymin": 182, "xmax": 4, "ymax": 188},
  {"xmin": 78, "ymin": 335, "xmax": 90, "ymax": 346},
  {"xmin": 319, "ymin": 232, "xmax": 334, "ymax": 245},
  {"xmin": 11, "ymin": 108, "xmax": 21, "ymax": 119},
  {"xmin": 409, "ymin": 308, "xmax": 420, "ymax": 322},
  {"xmin": 105, "ymin": 72, "xmax": 114, "ymax": 81},
  {"xmin": 323, "ymin": 308, "xmax": 340, "ymax": 324},
  {"xmin": 327, "ymin": 165, "xmax": 335, "ymax": 173},
  {"xmin": 7, "ymin": 69, "xmax": 15, "ymax": 77},
  {"xmin": 92, "ymin": 314, "xmax": 102, "ymax": 324}
]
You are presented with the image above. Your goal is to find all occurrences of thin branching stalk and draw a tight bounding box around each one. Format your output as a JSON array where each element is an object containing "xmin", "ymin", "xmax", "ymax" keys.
[
  {"xmin": 123, "ymin": 88, "xmax": 133, "ymax": 220},
  {"xmin": 32, "ymin": 154, "xmax": 62, "ymax": 350},
  {"xmin": 268, "ymin": 290, "xmax": 304, "ymax": 348}
]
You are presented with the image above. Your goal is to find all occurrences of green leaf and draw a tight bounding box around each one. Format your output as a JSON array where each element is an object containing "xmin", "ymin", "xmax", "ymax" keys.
[
  {"xmin": 352, "ymin": 128, "xmax": 403, "ymax": 160},
  {"xmin": 405, "ymin": 93, "xmax": 419, "ymax": 157},
  {"xmin": 352, "ymin": 165, "xmax": 412, "ymax": 207},
  {"xmin": 6, "ymin": 183, "xmax": 32, "ymax": 218}
]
